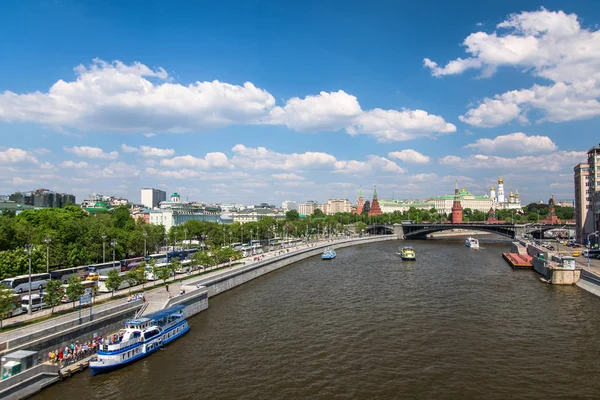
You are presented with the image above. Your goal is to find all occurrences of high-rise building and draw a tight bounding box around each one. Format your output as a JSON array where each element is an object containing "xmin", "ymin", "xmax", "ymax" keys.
[
  {"xmin": 298, "ymin": 201, "xmax": 319, "ymax": 216},
  {"xmin": 574, "ymin": 163, "xmax": 593, "ymax": 243},
  {"xmin": 8, "ymin": 189, "xmax": 75, "ymax": 208},
  {"xmin": 281, "ymin": 200, "xmax": 298, "ymax": 212},
  {"xmin": 141, "ymin": 188, "xmax": 167, "ymax": 209},
  {"xmin": 588, "ymin": 144, "xmax": 600, "ymax": 236}
]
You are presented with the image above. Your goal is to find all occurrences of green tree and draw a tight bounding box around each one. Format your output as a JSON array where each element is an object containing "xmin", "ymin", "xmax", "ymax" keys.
[
  {"xmin": 135, "ymin": 268, "xmax": 147, "ymax": 289},
  {"xmin": 354, "ymin": 221, "xmax": 367, "ymax": 235},
  {"xmin": 105, "ymin": 269, "xmax": 123, "ymax": 296},
  {"xmin": 285, "ymin": 209, "xmax": 300, "ymax": 221},
  {"xmin": 169, "ymin": 257, "xmax": 181, "ymax": 276},
  {"xmin": 66, "ymin": 275, "xmax": 85, "ymax": 309},
  {"xmin": 157, "ymin": 267, "xmax": 171, "ymax": 290},
  {"xmin": 0, "ymin": 289, "xmax": 15, "ymax": 330},
  {"xmin": 313, "ymin": 209, "xmax": 325, "ymax": 218},
  {"xmin": 125, "ymin": 269, "xmax": 138, "ymax": 293},
  {"xmin": 44, "ymin": 279, "xmax": 63, "ymax": 314}
]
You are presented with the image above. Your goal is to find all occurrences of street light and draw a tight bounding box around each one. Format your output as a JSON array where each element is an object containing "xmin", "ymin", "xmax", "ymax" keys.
[
  {"xmin": 183, "ymin": 229, "xmax": 188, "ymax": 250},
  {"xmin": 241, "ymin": 225, "xmax": 244, "ymax": 244},
  {"xmin": 587, "ymin": 231, "xmax": 598, "ymax": 271},
  {"xmin": 143, "ymin": 231, "xmax": 148, "ymax": 257},
  {"xmin": 25, "ymin": 244, "xmax": 34, "ymax": 315},
  {"xmin": 110, "ymin": 239, "xmax": 117, "ymax": 267},
  {"xmin": 101, "ymin": 233, "xmax": 107, "ymax": 263},
  {"xmin": 44, "ymin": 236, "xmax": 51, "ymax": 274}
]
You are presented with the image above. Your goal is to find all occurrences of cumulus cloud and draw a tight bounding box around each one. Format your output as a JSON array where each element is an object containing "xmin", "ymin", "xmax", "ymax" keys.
[
  {"xmin": 59, "ymin": 160, "xmax": 89, "ymax": 168},
  {"xmin": 334, "ymin": 155, "xmax": 405, "ymax": 175},
  {"xmin": 464, "ymin": 132, "xmax": 557, "ymax": 154},
  {"xmin": 439, "ymin": 150, "xmax": 585, "ymax": 171},
  {"xmin": 231, "ymin": 144, "xmax": 338, "ymax": 171},
  {"xmin": 121, "ymin": 144, "xmax": 175, "ymax": 157},
  {"xmin": 0, "ymin": 148, "xmax": 39, "ymax": 164},
  {"xmin": 160, "ymin": 152, "xmax": 232, "ymax": 169},
  {"xmin": 388, "ymin": 149, "xmax": 430, "ymax": 164},
  {"xmin": 424, "ymin": 8, "xmax": 600, "ymax": 127},
  {"xmin": 65, "ymin": 146, "xmax": 119, "ymax": 160},
  {"xmin": 0, "ymin": 59, "xmax": 455, "ymax": 142},
  {"xmin": 98, "ymin": 162, "xmax": 140, "ymax": 178},
  {"xmin": 347, "ymin": 109, "xmax": 456, "ymax": 142},
  {"xmin": 272, "ymin": 173, "xmax": 305, "ymax": 180}
]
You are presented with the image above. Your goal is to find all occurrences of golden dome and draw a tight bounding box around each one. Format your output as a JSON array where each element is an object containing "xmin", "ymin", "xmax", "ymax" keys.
[
  {"xmin": 498, "ymin": 177, "xmax": 504, "ymax": 184},
  {"xmin": 490, "ymin": 187, "xmax": 495, "ymax": 191},
  {"xmin": 509, "ymin": 192, "xmax": 514, "ymax": 197}
]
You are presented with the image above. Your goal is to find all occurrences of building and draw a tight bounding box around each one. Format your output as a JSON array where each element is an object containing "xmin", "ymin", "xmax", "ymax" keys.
[
  {"xmin": 298, "ymin": 201, "xmax": 320, "ymax": 216},
  {"xmin": 451, "ymin": 182, "xmax": 463, "ymax": 223},
  {"xmin": 233, "ymin": 208, "xmax": 286, "ymax": 224},
  {"xmin": 8, "ymin": 189, "xmax": 75, "ymax": 208},
  {"xmin": 588, "ymin": 144, "xmax": 600, "ymax": 237},
  {"xmin": 281, "ymin": 201, "xmax": 298, "ymax": 212},
  {"xmin": 325, "ymin": 199, "xmax": 352, "ymax": 215},
  {"xmin": 140, "ymin": 188, "xmax": 167, "ymax": 209},
  {"xmin": 434, "ymin": 188, "xmax": 492, "ymax": 214},
  {"xmin": 489, "ymin": 178, "xmax": 522, "ymax": 210},
  {"xmin": 0, "ymin": 200, "xmax": 36, "ymax": 214},
  {"xmin": 378, "ymin": 199, "xmax": 435, "ymax": 214},
  {"xmin": 574, "ymin": 163, "xmax": 594, "ymax": 243},
  {"xmin": 354, "ymin": 187, "xmax": 365, "ymax": 215},
  {"xmin": 82, "ymin": 193, "xmax": 129, "ymax": 208},
  {"xmin": 368, "ymin": 186, "xmax": 382, "ymax": 216}
]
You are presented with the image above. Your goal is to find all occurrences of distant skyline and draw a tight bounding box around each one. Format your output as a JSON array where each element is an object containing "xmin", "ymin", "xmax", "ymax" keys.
[{"xmin": 1, "ymin": 1, "xmax": 598, "ymax": 205}]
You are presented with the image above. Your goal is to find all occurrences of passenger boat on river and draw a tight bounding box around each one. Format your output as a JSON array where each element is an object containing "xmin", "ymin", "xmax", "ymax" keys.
[{"xmin": 89, "ymin": 305, "xmax": 189, "ymax": 376}]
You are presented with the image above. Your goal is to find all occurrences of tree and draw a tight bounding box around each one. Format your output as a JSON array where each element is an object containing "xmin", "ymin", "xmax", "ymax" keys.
[
  {"xmin": 285, "ymin": 209, "xmax": 300, "ymax": 221},
  {"xmin": 44, "ymin": 280, "xmax": 63, "ymax": 314},
  {"xmin": 157, "ymin": 267, "xmax": 171, "ymax": 290},
  {"xmin": 169, "ymin": 257, "xmax": 181, "ymax": 276},
  {"xmin": 125, "ymin": 269, "xmax": 138, "ymax": 293},
  {"xmin": 313, "ymin": 209, "xmax": 325, "ymax": 218},
  {"xmin": 66, "ymin": 275, "xmax": 85, "ymax": 309},
  {"xmin": 0, "ymin": 289, "xmax": 15, "ymax": 330},
  {"xmin": 354, "ymin": 221, "xmax": 367, "ymax": 235},
  {"xmin": 106, "ymin": 269, "xmax": 123, "ymax": 296},
  {"xmin": 135, "ymin": 268, "xmax": 147, "ymax": 289}
]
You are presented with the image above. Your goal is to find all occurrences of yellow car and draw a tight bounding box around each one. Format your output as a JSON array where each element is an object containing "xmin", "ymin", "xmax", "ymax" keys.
[
  {"xmin": 86, "ymin": 273, "xmax": 100, "ymax": 281},
  {"xmin": 572, "ymin": 252, "xmax": 581, "ymax": 257}
]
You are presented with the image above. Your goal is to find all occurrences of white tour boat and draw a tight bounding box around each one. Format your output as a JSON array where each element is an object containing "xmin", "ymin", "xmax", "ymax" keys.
[
  {"xmin": 465, "ymin": 237, "xmax": 480, "ymax": 249},
  {"xmin": 89, "ymin": 305, "xmax": 189, "ymax": 376}
]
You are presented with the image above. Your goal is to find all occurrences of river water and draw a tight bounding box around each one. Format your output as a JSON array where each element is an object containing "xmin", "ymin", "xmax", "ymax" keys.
[{"xmin": 34, "ymin": 240, "xmax": 600, "ymax": 399}]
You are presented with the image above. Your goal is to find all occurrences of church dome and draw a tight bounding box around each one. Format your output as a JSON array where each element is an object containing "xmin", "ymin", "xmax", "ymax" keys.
[
  {"xmin": 498, "ymin": 177, "xmax": 504, "ymax": 184},
  {"xmin": 509, "ymin": 192, "xmax": 514, "ymax": 197}
]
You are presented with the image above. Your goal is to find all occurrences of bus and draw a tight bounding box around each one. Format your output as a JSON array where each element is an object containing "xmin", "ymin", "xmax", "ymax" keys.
[
  {"xmin": 58, "ymin": 281, "xmax": 96, "ymax": 302},
  {"xmin": 1, "ymin": 273, "xmax": 51, "ymax": 293},
  {"xmin": 121, "ymin": 257, "xmax": 145, "ymax": 272},
  {"xmin": 21, "ymin": 293, "xmax": 45, "ymax": 313},
  {"xmin": 97, "ymin": 272, "xmax": 130, "ymax": 293},
  {"xmin": 167, "ymin": 250, "xmax": 186, "ymax": 262},
  {"xmin": 146, "ymin": 253, "xmax": 167, "ymax": 263},
  {"xmin": 50, "ymin": 266, "xmax": 89, "ymax": 284},
  {"xmin": 145, "ymin": 262, "xmax": 173, "ymax": 281},
  {"xmin": 0, "ymin": 290, "xmax": 24, "ymax": 318},
  {"xmin": 582, "ymin": 249, "xmax": 600, "ymax": 258},
  {"xmin": 88, "ymin": 261, "xmax": 121, "ymax": 276},
  {"xmin": 175, "ymin": 259, "xmax": 193, "ymax": 274}
]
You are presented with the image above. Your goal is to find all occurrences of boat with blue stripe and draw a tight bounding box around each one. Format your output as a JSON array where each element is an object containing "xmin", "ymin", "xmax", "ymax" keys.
[
  {"xmin": 322, "ymin": 247, "xmax": 336, "ymax": 260},
  {"xmin": 89, "ymin": 305, "xmax": 189, "ymax": 376}
]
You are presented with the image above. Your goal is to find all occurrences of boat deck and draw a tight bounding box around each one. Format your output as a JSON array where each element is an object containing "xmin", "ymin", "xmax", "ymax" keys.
[{"xmin": 502, "ymin": 253, "xmax": 533, "ymax": 269}]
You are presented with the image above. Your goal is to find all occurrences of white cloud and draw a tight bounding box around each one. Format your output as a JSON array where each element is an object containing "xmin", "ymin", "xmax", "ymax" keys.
[
  {"xmin": 31, "ymin": 148, "xmax": 51, "ymax": 155},
  {"xmin": 231, "ymin": 144, "xmax": 337, "ymax": 171},
  {"xmin": 121, "ymin": 144, "xmax": 175, "ymax": 157},
  {"xmin": 0, "ymin": 148, "xmax": 39, "ymax": 164},
  {"xmin": 424, "ymin": 8, "xmax": 600, "ymax": 127},
  {"xmin": 145, "ymin": 167, "xmax": 248, "ymax": 181},
  {"xmin": 160, "ymin": 152, "xmax": 231, "ymax": 169},
  {"xmin": 272, "ymin": 173, "xmax": 305, "ymax": 180},
  {"xmin": 347, "ymin": 109, "xmax": 456, "ymax": 142},
  {"xmin": 388, "ymin": 149, "xmax": 430, "ymax": 164},
  {"xmin": 439, "ymin": 150, "xmax": 585, "ymax": 171},
  {"xmin": 267, "ymin": 90, "xmax": 362, "ymax": 132},
  {"xmin": 65, "ymin": 146, "xmax": 119, "ymax": 160},
  {"xmin": 334, "ymin": 155, "xmax": 405, "ymax": 175},
  {"xmin": 98, "ymin": 162, "xmax": 140, "ymax": 178},
  {"xmin": 464, "ymin": 132, "xmax": 557, "ymax": 154},
  {"xmin": 59, "ymin": 160, "xmax": 89, "ymax": 168}
]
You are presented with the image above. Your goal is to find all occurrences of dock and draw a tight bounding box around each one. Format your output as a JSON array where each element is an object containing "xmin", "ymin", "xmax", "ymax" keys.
[{"xmin": 503, "ymin": 252, "xmax": 533, "ymax": 269}]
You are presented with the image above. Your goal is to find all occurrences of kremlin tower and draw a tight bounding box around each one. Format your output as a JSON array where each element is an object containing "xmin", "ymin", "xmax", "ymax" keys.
[
  {"xmin": 368, "ymin": 185, "xmax": 382, "ymax": 216},
  {"xmin": 354, "ymin": 186, "xmax": 365, "ymax": 215},
  {"xmin": 497, "ymin": 177, "xmax": 505, "ymax": 203},
  {"xmin": 451, "ymin": 181, "xmax": 463, "ymax": 223}
]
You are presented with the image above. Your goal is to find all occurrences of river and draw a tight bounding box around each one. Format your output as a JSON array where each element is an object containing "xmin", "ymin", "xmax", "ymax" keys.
[{"xmin": 34, "ymin": 240, "xmax": 600, "ymax": 399}]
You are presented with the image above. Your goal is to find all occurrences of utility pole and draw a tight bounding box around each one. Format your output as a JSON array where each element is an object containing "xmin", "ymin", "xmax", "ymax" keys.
[
  {"xmin": 102, "ymin": 233, "xmax": 107, "ymax": 263},
  {"xmin": 25, "ymin": 244, "xmax": 34, "ymax": 315},
  {"xmin": 44, "ymin": 236, "xmax": 51, "ymax": 274}
]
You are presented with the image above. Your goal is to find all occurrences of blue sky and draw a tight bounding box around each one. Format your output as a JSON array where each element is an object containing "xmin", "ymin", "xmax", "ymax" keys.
[{"xmin": 1, "ymin": 0, "xmax": 599, "ymax": 205}]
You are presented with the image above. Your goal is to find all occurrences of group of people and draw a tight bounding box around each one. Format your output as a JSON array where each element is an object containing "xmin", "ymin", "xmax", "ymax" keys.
[
  {"xmin": 48, "ymin": 337, "xmax": 102, "ymax": 368},
  {"xmin": 127, "ymin": 292, "xmax": 145, "ymax": 302}
]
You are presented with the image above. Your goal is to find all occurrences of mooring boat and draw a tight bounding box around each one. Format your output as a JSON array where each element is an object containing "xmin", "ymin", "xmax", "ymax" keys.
[
  {"xmin": 399, "ymin": 246, "xmax": 416, "ymax": 260},
  {"xmin": 322, "ymin": 248, "xmax": 336, "ymax": 260},
  {"xmin": 465, "ymin": 237, "xmax": 479, "ymax": 249},
  {"xmin": 89, "ymin": 305, "xmax": 189, "ymax": 376}
]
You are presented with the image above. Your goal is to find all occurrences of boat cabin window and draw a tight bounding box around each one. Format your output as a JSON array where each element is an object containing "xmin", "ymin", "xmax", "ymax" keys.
[{"xmin": 144, "ymin": 329, "xmax": 160, "ymax": 340}]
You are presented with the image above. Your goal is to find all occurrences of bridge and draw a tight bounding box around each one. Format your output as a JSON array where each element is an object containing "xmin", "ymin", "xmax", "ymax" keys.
[{"xmin": 364, "ymin": 223, "xmax": 574, "ymax": 240}]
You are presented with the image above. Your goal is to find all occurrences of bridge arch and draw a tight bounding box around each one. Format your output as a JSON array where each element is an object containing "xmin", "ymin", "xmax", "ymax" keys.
[
  {"xmin": 402, "ymin": 224, "xmax": 516, "ymax": 239},
  {"xmin": 366, "ymin": 225, "xmax": 394, "ymax": 235}
]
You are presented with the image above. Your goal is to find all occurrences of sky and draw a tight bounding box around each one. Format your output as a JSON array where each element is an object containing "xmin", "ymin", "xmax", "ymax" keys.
[{"xmin": 0, "ymin": 0, "xmax": 599, "ymax": 206}]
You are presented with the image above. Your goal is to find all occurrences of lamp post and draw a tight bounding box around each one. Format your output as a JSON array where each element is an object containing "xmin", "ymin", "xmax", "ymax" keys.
[
  {"xmin": 25, "ymin": 244, "xmax": 34, "ymax": 315},
  {"xmin": 101, "ymin": 233, "xmax": 107, "ymax": 263},
  {"xmin": 223, "ymin": 227, "xmax": 226, "ymax": 246},
  {"xmin": 110, "ymin": 239, "xmax": 117, "ymax": 267},
  {"xmin": 229, "ymin": 231, "xmax": 232, "ymax": 246},
  {"xmin": 241, "ymin": 225, "xmax": 244, "ymax": 244},
  {"xmin": 184, "ymin": 229, "xmax": 188, "ymax": 251},
  {"xmin": 143, "ymin": 231, "xmax": 147, "ymax": 257},
  {"xmin": 44, "ymin": 236, "xmax": 51, "ymax": 274},
  {"xmin": 587, "ymin": 231, "xmax": 599, "ymax": 271}
]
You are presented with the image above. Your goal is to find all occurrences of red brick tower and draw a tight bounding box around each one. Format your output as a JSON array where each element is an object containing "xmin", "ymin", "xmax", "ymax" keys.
[
  {"xmin": 368, "ymin": 185, "xmax": 382, "ymax": 216},
  {"xmin": 354, "ymin": 186, "xmax": 364, "ymax": 215},
  {"xmin": 451, "ymin": 181, "xmax": 463, "ymax": 224}
]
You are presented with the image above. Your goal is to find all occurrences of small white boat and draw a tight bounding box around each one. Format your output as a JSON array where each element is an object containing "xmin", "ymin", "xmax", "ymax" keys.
[
  {"xmin": 322, "ymin": 248, "xmax": 336, "ymax": 260},
  {"xmin": 465, "ymin": 237, "xmax": 479, "ymax": 249}
]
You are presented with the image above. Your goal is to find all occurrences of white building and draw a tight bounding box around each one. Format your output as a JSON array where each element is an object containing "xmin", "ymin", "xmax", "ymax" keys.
[
  {"xmin": 325, "ymin": 199, "xmax": 352, "ymax": 215},
  {"xmin": 281, "ymin": 200, "xmax": 298, "ymax": 212},
  {"xmin": 141, "ymin": 188, "xmax": 166, "ymax": 209},
  {"xmin": 298, "ymin": 201, "xmax": 320, "ymax": 216},
  {"xmin": 489, "ymin": 178, "xmax": 522, "ymax": 211},
  {"xmin": 233, "ymin": 208, "xmax": 286, "ymax": 224}
]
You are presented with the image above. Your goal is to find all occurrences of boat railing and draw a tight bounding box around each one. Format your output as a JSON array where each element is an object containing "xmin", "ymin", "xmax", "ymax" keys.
[{"xmin": 102, "ymin": 337, "xmax": 141, "ymax": 352}]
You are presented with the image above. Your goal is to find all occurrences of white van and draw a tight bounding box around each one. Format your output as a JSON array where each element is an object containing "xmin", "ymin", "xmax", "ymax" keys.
[{"xmin": 21, "ymin": 293, "xmax": 45, "ymax": 313}]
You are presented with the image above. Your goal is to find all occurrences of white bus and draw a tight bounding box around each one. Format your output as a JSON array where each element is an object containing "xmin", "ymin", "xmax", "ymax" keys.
[
  {"xmin": 174, "ymin": 259, "xmax": 193, "ymax": 274},
  {"xmin": 0, "ymin": 290, "xmax": 24, "ymax": 318},
  {"xmin": 50, "ymin": 265, "xmax": 89, "ymax": 284},
  {"xmin": 145, "ymin": 262, "xmax": 172, "ymax": 281},
  {"xmin": 21, "ymin": 293, "xmax": 45, "ymax": 313},
  {"xmin": 97, "ymin": 273, "xmax": 130, "ymax": 293},
  {"xmin": 59, "ymin": 281, "xmax": 97, "ymax": 302},
  {"xmin": 1, "ymin": 273, "xmax": 51, "ymax": 293},
  {"xmin": 87, "ymin": 261, "xmax": 121, "ymax": 276}
]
